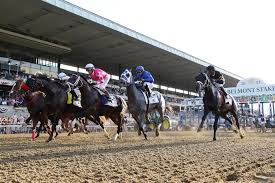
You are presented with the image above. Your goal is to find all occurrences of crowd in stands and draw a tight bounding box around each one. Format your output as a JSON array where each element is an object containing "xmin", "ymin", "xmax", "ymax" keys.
[
  {"xmin": 0, "ymin": 70, "xmax": 29, "ymax": 81},
  {"xmin": 0, "ymin": 115, "xmax": 26, "ymax": 125}
]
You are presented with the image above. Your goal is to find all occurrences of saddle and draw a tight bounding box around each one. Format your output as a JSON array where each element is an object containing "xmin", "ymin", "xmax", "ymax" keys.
[{"xmin": 91, "ymin": 86, "xmax": 118, "ymax": 107}]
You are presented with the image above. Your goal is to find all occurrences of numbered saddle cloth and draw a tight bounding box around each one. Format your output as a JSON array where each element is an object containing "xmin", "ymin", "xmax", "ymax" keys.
[
  {"xmin": 142, "ymin": 91, "xmax": 160, "ymax": 104},
  {"xmin": 99, "ymin": 95, "xmax": 118, "ymax": 107}
]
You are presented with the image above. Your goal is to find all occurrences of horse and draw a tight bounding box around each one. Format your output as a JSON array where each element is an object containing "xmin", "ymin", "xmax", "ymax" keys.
[
  {"xmin": 10, "ymin": 75, "xmax": 70, "ymax": 142},
  {"xmin": 10, "ymin": 79, "xmax": 52, "ymax": 140},
  {"xmin": 119, "ymin": 69, "xmax": 169, "ymax": 140},
  {"xmin": 67, "ymin": 74, "xmax": 128, "ymax": 140},
  {"xmin": 195, "ymin": 72, "xmax": 244, "ymax": 141}
]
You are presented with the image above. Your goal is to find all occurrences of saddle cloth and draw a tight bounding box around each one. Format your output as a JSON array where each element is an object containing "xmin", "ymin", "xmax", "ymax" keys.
[
  {"xmin": 102, "ymin": 95, "xmax": 118, "ymax": 107},
  {"xmin": 142, "ymin": 91, "xmax": 159, "ymax": 104},
  {"xmin": 218, "ymin": 89, "xmax": 233, "ymax": 106},
  {"xmin": 92, "ymin": 87, "xmax": 118, "ymax": 107}
]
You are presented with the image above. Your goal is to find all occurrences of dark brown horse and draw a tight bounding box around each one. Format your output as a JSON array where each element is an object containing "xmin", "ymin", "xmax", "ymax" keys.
[
  {"xmin": 195, "ymin": 72, "xmax": 244, "ymax": 141},
  {"xmin": 67, "ymin": 74, "xmax": 128, "ymax": 140}
]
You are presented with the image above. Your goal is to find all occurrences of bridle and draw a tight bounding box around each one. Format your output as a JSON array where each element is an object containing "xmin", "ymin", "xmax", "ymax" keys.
[{"xmin": 66, "ymin": 74, "xmax": 83, "ymax": 89}]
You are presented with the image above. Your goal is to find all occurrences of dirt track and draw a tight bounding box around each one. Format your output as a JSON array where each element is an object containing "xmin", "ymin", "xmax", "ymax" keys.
[{"xmin": 1, "ymin": 131, "xmax": 275, "ymax": 183}]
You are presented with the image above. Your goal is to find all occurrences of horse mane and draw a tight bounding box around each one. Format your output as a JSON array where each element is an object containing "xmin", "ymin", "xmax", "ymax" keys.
[
  {"xmin": 36, "ymin": 75, "xmax": 67, "ymax": 90},
  {"xmin": 54, "ymin": 80, "xmax": 68, "ymax": 89},
  {"xmin": 79, "ymin": 74, "xmax": 89, "ymax": 84}
]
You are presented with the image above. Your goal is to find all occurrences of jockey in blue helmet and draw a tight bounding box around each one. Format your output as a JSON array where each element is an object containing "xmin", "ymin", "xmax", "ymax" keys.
[{"xmin": 134, "ymin": 66, "xmax": 154, "ymax": 96}]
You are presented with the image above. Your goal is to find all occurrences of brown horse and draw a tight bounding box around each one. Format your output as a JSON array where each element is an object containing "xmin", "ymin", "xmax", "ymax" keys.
[{"xmin": 195, "ymin": 72, "xmax": 244, "ymax": 141}]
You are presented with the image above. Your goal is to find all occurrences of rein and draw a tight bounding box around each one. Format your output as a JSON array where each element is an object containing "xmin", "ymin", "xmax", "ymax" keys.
[{"xmin": 66, "ymin": 74, "xmax": 83, "ymax": 90}]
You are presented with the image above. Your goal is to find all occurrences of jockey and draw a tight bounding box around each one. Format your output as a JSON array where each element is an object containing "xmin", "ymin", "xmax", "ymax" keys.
[
  {"xmin": 134, "ymin": 66, "xmax": 154, "ymax": 97},
  {"xmin": 85, "ymin": 63, "xmax": 111, "ymax": 99},
  {"xmin": 206, "ymin": 65, "xmax": 229, "ymax": 99},
  {"xmin": 58, "ymin": 72, "xmax": 82, "ymax": 108}
]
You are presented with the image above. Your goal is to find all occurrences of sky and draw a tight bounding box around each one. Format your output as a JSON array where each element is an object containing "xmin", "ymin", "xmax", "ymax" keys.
[{"xmin": 66, "ymin": 0, "xmax": 275, "ymax": 84}]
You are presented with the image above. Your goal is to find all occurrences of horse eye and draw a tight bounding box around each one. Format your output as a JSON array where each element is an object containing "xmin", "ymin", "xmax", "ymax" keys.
[{"xmin": 126, "ymin": 73, "xmax": 129, "ymax": 77}]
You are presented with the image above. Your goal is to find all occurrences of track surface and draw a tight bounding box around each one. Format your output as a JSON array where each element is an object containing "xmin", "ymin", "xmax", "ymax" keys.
[{"xmin": 1, "ymin": 131, "xmax": 275, "ymax": 183}]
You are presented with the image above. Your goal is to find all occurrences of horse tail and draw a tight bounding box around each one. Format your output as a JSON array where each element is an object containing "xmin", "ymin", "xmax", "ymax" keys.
[
  {"xmin": 117, "ymin": 96, "xmax": 128, "ymax": 118},
  {"xmin": 145, "ymin": 92, "xmax": 150, "ymax": 122},
  {"xmin": 230, "ymin": 94, "xmax": 238, "ymax": 112}
]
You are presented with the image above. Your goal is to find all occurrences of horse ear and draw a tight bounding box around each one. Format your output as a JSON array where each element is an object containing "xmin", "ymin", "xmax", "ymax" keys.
[{"xmin": 129, "ymin": 68, "xmax": 132, "ymax": 72}]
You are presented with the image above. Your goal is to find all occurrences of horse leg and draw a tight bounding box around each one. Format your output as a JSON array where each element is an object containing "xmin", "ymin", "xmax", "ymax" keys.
[
  {"xmin": 38, "ymin": 112, "xmax": 50, "ymax": 138},
  {"xmin": 68, "ymin": 119, "xmax": 75, "ymax": 136},
  {"xmin": 35, "ymin": 120, "xmax": 43, "ymax": 139},
  {"xmin": 113, "ymin": 124, "xmax": 121, "ymax": 141},
  {"xmin": 138, "ymin": 114, "xmax": 148, "ymax": 140},
  {"xmin": 197, "ymin": 109, "xmax": 210, "ymax": 132},
  {"xmin": 46, "ymin": 115, "xmax": 58, "ymax": 142},
  {"xmin": 110, "ymin": 114, "xmax": 123, "ymax": 141},
  {"xmin": 91, "ymin": 115, "xmax": 110, "ymax": 140},
  {"xmin": 55, "ymin": 122, "xmax": 60, "ymax": 138},
  {"xmin": 25, "ymin": 116, "xmax": 32, "ymax": 125},
  {"xmin": 156, "ymin": 107, "xmax": 165, "ymax": 137},
  {"xmin": 232, "ymin": 111, "xmax": 244, "ymax": 139},
  {"xmin": 213, "ymin": 115, "xmax": 219, "ymax": 141},
  {"xmin": 31, "ymin": 116, "xmax": 39, "ymax": 141}
]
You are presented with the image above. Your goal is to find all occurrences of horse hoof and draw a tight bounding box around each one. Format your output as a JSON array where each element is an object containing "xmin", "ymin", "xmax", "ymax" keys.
[
  {"xmin": 155, "ymin": 132, "xmax": 160, "ymax": 137},
  {"xmin": 213, "ymin": 138, "xmax": 216, "ymax": 141},
  {"xmin": 144, "ymin": 135, "xmax": 148, "ymax": 140},
  {"xmin": 197, "ymin": 127, "xmax": 202, "ymax": 132}
]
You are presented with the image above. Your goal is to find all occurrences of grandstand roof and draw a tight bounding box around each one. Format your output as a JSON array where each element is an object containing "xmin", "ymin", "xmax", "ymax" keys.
[{"xmin": 0, "ymin": 0, "xmax": 242, "ymax": 91}]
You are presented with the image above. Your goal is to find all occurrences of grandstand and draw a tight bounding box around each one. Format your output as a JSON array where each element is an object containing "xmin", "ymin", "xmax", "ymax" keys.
[{"xmin": 0, "ymin": 0, "xmax": 241, "ymax": 111}]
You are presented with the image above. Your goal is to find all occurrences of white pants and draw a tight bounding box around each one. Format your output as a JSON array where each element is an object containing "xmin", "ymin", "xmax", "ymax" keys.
[
  {"xmin": 143, "ymin": 82, "xmax": 154, "ymax": 90},
  {"xmin": 95, "ymin": 74, "xmax": 110, "ymax": 90}
]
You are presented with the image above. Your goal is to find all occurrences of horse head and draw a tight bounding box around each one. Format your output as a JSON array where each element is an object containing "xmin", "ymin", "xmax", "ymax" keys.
[
  {"xmin": 67, "ymin": 74, "xmax": 85, "ymax": 89},
  {"xmin": 195, "ymin": 72, "xmax": 212, "ymax": 97},
  {"xmin": 119, "ymin": 69, "xmax": 133, "ymax": 86},
  {"xmin": 9, "ymin": 79, "xmax": 24, "ymax": 98}
]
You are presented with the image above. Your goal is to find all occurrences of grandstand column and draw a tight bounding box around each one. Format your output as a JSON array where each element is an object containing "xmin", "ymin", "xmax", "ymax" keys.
[
  {"xmin": 269, "ymin": 102, "xmax": 273, "ymax": 116},
  {"xmin": 273, "ymin": 102, "xmax": 275, "ymax": 116},
  {"xmin": 118, "ymin": 64, "xmax": 122, "ymax": 76},
  {"xmin": 258, "ymin": 103, "xmax": 261, "ymax": 115},
  {"xmin": 57, "ymin": 57, "xmax": 61, "ymax": 73},
  {"xmin": 158, "ymin": 75, "xmax": 161, "ymax": 92},
  {"xmin": 261, "ymin": 102, "xmax": 264, "ymax": 116},
  {"xmin": 251, "ymin": 103, "xmax": 254, "ymax": 115}
]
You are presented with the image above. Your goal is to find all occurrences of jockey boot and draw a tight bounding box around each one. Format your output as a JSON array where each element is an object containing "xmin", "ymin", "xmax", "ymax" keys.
[
  {"xmin": 145, "ymin": 85, "xmax": 151, "ymax": 97},
  {"xmin": 103, "ymin": 89, "xmax": 112, "ymax": 101}
]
